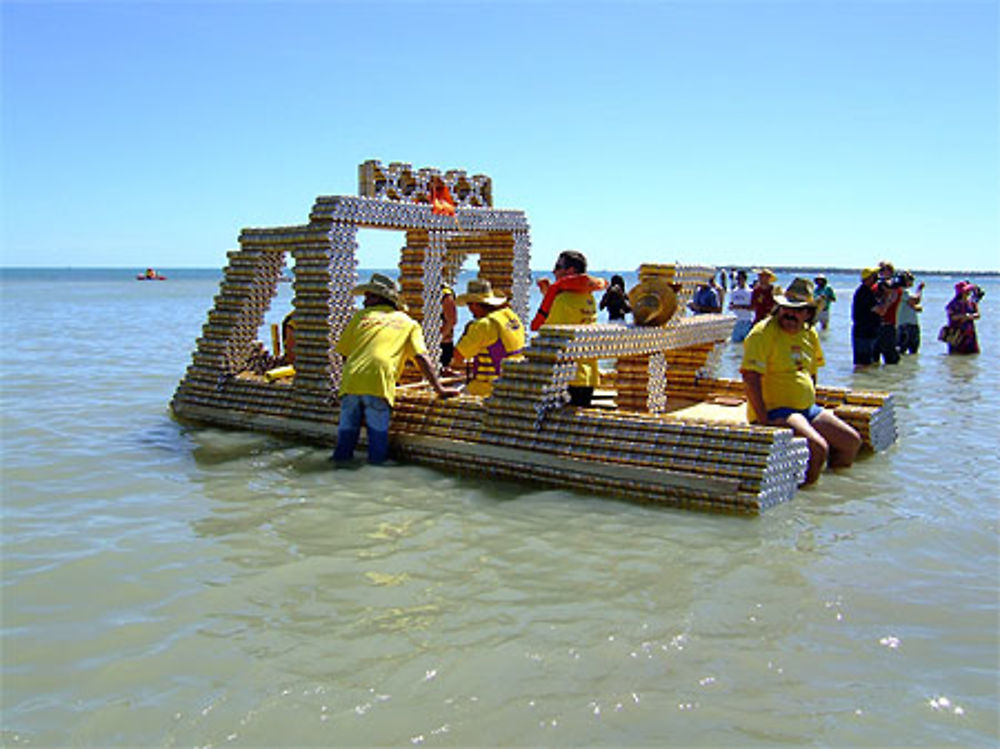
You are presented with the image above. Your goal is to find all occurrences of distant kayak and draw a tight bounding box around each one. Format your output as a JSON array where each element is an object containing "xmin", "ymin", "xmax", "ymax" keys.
[{"xmin": 136, "ymin": 274, "xmax": 167, "ymax": 280}]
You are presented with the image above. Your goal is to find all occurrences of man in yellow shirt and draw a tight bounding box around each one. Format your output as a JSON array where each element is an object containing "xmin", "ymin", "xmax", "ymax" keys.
[
  {"xmin": 448, "ymin": 278, "xmax": 525, "ymax": 397},
  {"xmin": 333, "ymin": 273, "xmax": 458, "ymax": 464},
  {"xmin": 741, "ymin": 277, "xmax": 861, "ymax": 485}
]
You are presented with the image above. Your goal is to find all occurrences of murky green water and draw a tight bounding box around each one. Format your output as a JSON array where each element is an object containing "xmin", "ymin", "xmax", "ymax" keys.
[{"xmin": 2, "ymin": 269, "xmax": 997, "ymax": 747}]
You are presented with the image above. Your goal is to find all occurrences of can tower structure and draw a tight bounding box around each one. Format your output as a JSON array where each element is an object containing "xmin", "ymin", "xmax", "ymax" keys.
[
  {"xmin": 171, "ymin": 160, "xmax": 530, "ymax": 438},
  {"xmin": 172, "ymin": 159, "xmax": 897, "ymax": 513}
]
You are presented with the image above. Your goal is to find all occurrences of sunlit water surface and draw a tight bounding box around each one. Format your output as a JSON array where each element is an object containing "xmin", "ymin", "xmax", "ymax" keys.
[{"xmin": 1, "ymin": 268, "xmax": 997, "ymax": 747}]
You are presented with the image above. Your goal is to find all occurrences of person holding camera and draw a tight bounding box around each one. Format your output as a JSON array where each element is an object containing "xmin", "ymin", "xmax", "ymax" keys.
[{"xmin": 874, "ymin": 261, "xmax": 902, "ymax": 364}]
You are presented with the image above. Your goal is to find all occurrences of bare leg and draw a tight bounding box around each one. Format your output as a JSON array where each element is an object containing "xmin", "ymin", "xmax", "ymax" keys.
[
  {"xmin": 811, "ymin": 410, "xmax": 861, "ymax": 468},
  {"xmin": 779, "ymin": 413, "xmax": 829, "ymax": 485}
]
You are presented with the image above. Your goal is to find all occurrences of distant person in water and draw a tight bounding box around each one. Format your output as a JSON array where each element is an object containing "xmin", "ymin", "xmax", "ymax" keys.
[
  {"xmin": 531, "ymin": 250, "xmax": 607, "ymax": 406},
  {"xmin": 896, "ymin": 272, "xmax": 924, "ymax": 354},
  {"xmin": 943, "ymin": 281, "xmax": 981, "ymax": 355},
  {"xmin": 741, "ymin": 278, "xmax": 861, "ymax": 485},
  {"xmin": 813, "ymin": 274, "xmax": 837, "ymax": 331},
  {"xmin": 728, "ymin": 269, "xmax": 754, "ymax": 342},
  {"xmin": 750, "ymin": 268, "xmax": 780, "ymax": 324},
  {"xmin": 599, "ymin": 274, "xmax": 631, "ymax": 322},
  {"xmin": 851, "ymin": 267, "xmax": 887, "ymax": 366},
  {"xmin": 688, "ymin": 281, "xmax": 721, "ymax": 314},
  {"xmin": 873, "ymin": 261, "xmax": 902, "ymax": 364}
]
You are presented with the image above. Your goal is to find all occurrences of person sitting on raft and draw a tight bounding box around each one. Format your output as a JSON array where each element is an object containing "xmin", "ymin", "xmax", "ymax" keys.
[
  {"xmin": 333, "ymin": 273, "xmax": 459, "ymax": 464},
  {"xmin": 447, "ymin": 278, "xmax": 525, "ymax": 397},
  {"xmin": 531, "ymin": 250, "xmax": 606, "ymax": 407},
  {"xmin": 741, "ymin": 277, "xmax": 862, "ymax": 485}
]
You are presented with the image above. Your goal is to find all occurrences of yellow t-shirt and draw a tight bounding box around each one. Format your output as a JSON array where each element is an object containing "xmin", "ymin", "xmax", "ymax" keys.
[
  {"xmin": 336, "ymin": 305, "xmax": 427, "ymax": 406},
  {"xmin": 455, "ymin": 307, "xmax": 526, "ymax": 396},
  {"xmin": 741, "ymin": 317, "xmax": 824, "ymax": 420},
  {"xmin": 546, "ymin": 290, "xmax": 599, "ymax": 387}
]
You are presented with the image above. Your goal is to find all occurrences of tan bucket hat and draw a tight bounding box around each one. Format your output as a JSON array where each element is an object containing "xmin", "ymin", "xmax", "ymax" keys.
[
  {"xmin": 629, "ymin": 277, "xmax": 679, "ymax": 327},
  {"xmin": 773, "ymin": 277, "xmax": 816, "ymax": 308},
  {"xmin": 455, "ymin": 278, "xmax": 507, "ymax": 306},
  {"xmin": 351, "ymin": 273, "xmax": 406, "ymax": 310}
]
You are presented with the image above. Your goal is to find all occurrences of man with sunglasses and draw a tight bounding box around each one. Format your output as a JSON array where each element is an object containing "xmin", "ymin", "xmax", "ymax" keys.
[{"xmin": 741, "ymin": 277, "xmax": 861, "ymax": 485}]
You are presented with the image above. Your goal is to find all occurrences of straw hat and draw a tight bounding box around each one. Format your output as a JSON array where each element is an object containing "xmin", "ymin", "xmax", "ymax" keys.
[
  {"xmin": 861, "ymin": 267, "xmax": 879, "ymax": 281},
  {"xmin": 455, "ymin": 278, "xmax": 507, "ymax": 306},
  {"xmin": 754, "ymin": 268, "xmax": 777, "ymax": 282},
  {"xmin": 629, "ymin": 277, "xmax": 679, "ymax": 327},
  {"xmin": 351, "ymin": 273, "xmax": 406, "ymax": 310},
  {"xmin": 773, "ymin": 277, "xmax": 816, "ymax": 308}
]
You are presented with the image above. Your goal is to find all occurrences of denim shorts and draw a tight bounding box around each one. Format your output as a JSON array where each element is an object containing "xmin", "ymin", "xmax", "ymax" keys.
[{"xmin": 767, "ymin": 404, "xmax": 823, "ymax": 422}]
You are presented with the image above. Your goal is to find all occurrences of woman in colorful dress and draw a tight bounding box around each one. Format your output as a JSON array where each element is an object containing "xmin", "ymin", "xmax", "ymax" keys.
[{"xmin": 944, "ymin": 281, "xmax": 980, "ymax": 355}]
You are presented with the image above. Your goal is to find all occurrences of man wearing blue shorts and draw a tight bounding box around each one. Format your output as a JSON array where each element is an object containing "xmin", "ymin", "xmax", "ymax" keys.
[{"xmin": 741, "ymin": 278, "xmax": 861, "ymax": 485}]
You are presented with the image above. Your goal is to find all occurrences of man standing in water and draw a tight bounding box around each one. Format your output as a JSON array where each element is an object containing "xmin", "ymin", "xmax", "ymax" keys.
[
  {"xmin": 728, "ymin": 269, "xmax": 754, "ymax": 342},
  {"xmin": 333, "ymin": 273, "xmax": 459, "ymax": 464},
  {"xmin": 813, "ymin": 274, "xmax": 837, "ymax": 331},
  {"xmin": 750, "ymin": 268, "xmax": 780, "ymax": 324},
  {"xmin": 851, "ymin": 267, "xmax": 885, "ymax": 366},
  {"xmin": 741, "ymin": 278, "xmax": 861, "ymax": 485}
]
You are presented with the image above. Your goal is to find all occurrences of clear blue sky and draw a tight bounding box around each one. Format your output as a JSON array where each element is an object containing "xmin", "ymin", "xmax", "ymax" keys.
[{"xmin": 2, "ymin": 1, "xmax": 997, "ymax": 271}]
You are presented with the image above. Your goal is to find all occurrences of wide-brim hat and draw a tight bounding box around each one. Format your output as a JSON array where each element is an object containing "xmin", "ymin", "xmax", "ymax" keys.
[
  {"xmin": 773, "ymin": 277, "xmax": 817, "ymax": 308},
  {"xmin": 629, "ymin": 277, "xmax": 679, "ymax": 327},
  {"xmin": 861, "ymin": 267, "xmax": 879, "ymax": 281},
  {"xmin": 754, "ymin": 267, "xmax": 777, "ymax": 282},
  {"xmin": 455, "ymin": 278, "xmax": 506, "ymax": 306},
  {"xmin": 351, "ymin": 272, "xmax": 406, "ymax": 310}
]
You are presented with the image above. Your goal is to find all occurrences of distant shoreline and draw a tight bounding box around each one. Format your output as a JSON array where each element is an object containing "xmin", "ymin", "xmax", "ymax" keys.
[{"xmin": 2, "ymin": 266, "xmax": 998, "ymax": 277}]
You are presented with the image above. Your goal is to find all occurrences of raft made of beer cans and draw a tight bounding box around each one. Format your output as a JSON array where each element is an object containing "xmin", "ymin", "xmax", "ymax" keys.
[{"xmin": 170, "ymin": 160, "xmax": 897, "ymax": 513}]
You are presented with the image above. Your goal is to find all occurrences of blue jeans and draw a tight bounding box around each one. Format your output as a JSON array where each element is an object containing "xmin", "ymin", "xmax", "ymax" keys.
[{"xmin": 333, "ymin": 394, "xmax": 392, "ymax": 463}]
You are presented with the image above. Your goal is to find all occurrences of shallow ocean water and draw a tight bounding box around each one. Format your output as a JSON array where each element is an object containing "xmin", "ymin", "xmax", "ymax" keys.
[{"xmin": 1, "ymin": 267, "xmax": 997, "ymax": 747}]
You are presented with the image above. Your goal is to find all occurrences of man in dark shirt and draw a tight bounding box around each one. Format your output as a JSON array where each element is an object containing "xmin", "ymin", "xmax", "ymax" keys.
[{"xmin": 851, "ymin": 268, "xmax": 883, "ymax": 365}]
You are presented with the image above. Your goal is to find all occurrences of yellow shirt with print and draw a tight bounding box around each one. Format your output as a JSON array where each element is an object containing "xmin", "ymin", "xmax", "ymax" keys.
[
  {"xmin": 336, "ymin": 305, "xmax": 427, "ymax": 406},
  {"xmin": 741, "ymin": 317, "xmax": 824, "ymax": 421},
  {"xmin": 546, "ymin": 290, "xmax": 600, "ymax": 388},
  {"xmin": 455, "ymin": 307, "xmax": 526, "ymax": 396}
]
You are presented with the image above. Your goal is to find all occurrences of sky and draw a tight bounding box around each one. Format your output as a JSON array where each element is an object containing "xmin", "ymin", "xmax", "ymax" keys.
[{"xmin": 1, "ymin": 0, "xmax": 997, "ymax": 272}]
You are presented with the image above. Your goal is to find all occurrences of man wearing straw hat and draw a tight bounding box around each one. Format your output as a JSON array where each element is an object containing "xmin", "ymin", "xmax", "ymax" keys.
[
  {"xmin": 741, "ymin": 277, "xmax": 861, "ymax": 485},
  {"xmin": 333, "ymin": 273, "xmax": 459, "ymax": 464},
  {"xmin": 447, "ymin": 278, "xmax": 526, "ymax": 397},
  {"xmin": 750, "ymin": 268, "xmax": 781, "ymax": 324}
]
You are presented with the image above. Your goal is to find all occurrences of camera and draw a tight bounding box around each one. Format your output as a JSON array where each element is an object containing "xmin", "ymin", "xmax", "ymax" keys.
[{"xmin": 878, "ymin": 272, "xmax": 906, "ymax": 289}]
